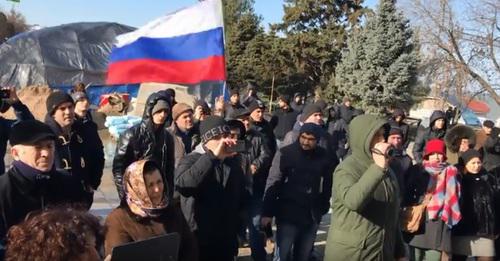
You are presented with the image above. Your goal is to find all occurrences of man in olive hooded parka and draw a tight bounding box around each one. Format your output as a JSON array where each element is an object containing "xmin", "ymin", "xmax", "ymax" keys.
[{"xmin": 325, "ymin": 115, "xmax": 406, "ymax": 261}]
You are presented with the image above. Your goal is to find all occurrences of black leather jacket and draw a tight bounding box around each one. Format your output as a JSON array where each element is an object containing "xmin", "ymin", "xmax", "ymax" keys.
[{"xmin": 112, "ymin": 92, "xmax": 175, "ymax": 199}]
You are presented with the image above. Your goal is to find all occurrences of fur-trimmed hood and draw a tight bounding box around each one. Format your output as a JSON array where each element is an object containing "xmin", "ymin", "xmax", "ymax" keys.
[{"xmin": 445, "ymin": 125, "xmax": 476, "ymax": 153}]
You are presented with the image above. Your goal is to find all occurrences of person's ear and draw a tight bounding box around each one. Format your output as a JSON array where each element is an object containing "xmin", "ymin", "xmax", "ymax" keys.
[{"xmin": 11, "ymin": 145, "xmax": 21, "ymax": 161}]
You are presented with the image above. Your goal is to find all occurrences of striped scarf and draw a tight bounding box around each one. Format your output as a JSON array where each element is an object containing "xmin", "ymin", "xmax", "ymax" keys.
[{"xmin": 423, "ymin": 162, "xmax": 461, "ymax": 227}]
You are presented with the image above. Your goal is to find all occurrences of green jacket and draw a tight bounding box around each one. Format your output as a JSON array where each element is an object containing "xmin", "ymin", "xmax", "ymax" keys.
[{"xmin": 325, "ymin": 115, "xmax": 405, "ymax": 261}]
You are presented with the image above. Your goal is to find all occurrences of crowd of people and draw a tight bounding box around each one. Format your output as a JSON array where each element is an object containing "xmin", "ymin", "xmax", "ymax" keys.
[{"xmin": 0, "ymin": 84, "xmax": 499, "ymax": 261}]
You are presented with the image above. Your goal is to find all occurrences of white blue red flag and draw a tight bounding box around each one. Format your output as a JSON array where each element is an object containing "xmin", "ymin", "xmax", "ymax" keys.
[{"xmin": 107, "ymin": 0, "xmax": 225, "ymax": 85}]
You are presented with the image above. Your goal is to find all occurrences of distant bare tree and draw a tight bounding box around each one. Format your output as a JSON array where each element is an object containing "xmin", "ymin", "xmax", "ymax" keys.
[
  {"xmin": 403, "ymin": 0, "xmax": 500, "ymax": 105},
  {"xmin": 6, "ymin": 9, "xmax": 29, "ymax": 34},
  {"xmin": 0, "ymin": 9, "xmax": 29, "ymax": 43}
]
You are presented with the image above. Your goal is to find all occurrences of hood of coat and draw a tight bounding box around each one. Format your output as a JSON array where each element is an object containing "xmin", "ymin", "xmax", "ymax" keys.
[
  {"xmin": 141, "ymin": 92, "xmax": 171, "ymax": 130},
  {"xmin": 348, "ymin": 114, "xmax": 388, "ymax": 164},
  {"xmin": 429, "ymin": 110, "xmax": 446, "ymax": 130},
  {"xmin": 445, "ymin": 124, "xmax": 476, "ymax": 153}
]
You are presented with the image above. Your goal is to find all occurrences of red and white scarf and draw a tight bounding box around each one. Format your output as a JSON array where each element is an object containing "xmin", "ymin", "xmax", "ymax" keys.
[{"xmin": 423, "ymin": 162, "xmax": 461, "ymax": 227}]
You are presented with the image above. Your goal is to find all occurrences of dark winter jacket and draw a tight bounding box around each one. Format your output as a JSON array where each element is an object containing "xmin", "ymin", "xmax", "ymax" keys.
[
  {"xmin": 174, "ymin": 145, "xmax": 248, "ymax": 255},
  {"xmin": 224, "ymin": 102, "xmax": 245, "ymax": 120},
  {"xmin": 75, "ymin": 111, "xmax": 105, "ymax": 189},
  {"xmin": 452, "ymin": 170, "xmax": 500, "ymax": 237},
  {"xmin": 412, "ymin": 110, "xmax": 447, "ymax": 163},
  {"xmin": 388, "ymin": 151, "xmax": 413, "ymax": 198},
  {"xmin": 325, "ymin": 115, "xmax": 405, "ymax": 261},
  {"xmin": 290, "ymin": 93, "xmax": 304, "ymax": 113},
  {"xmin": 44, "ymin": 115, "xmax": 98, "ymax": 208},
  {"xmin": 242, "ymin": 129, "xmax": 271, "ymax": 198},
  {"xmin": 482, "ymin": 127, "xmax": 500, "ymax": 172},
  {"xmin": 262, "ymin": 141, "xmax": 333, "ymax": 226},
  {"xmin": 104, "ymin": 206, "xmax": 198, "ymax": 261},
  {"xmin": 0, "ymin": 101, "xmax": 34, "ymax": 173},
  {"xmin": 271, "ymin": 107, "xmax": 299, "ymax": 141},
  {"xmin": 339, "ymin": 104, "xmax": 355, "ymax": 124},
  {"xmin": 242, "ymin": 94, "xmax": 259, "ymax": 108},
  {"xmin": 327, "ymin": 106, "xmax": 349, "ymax": 160},
  {"xmin": 250, "ymin": 119, "xmax": 277, "ymax": 156},
  {"xmin": 0, "ymin": 162, "xmax": 80, "ymax": 242},
  {"xmin": 112, "ymin": 93, "xmax": 175, "ymax": 199}
]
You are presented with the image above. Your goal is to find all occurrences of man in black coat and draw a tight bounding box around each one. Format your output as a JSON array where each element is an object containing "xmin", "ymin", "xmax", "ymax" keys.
[
  {"xmin": 387, "ymin": 127, "xmax": 413, "ymax": 197},
  {"xmin": 339, "ymin": 96, "xmax": 355, "ymax": 125},
  {"xmin": 248, "ymin": 100, "xmax": 277, "ymax": 156},
  {"xmin": 481, "ymin": 121, "xmax": 500, "ymax": 172},
  {"xmin": 0, "ymin": 120, "xmax": 80, "ymax": 245},
  {"xmin": 229, "ymin": 109, "xmax": 272, "ymax": 261},
  {"xmin": 71, "ymin": 91, "xmax": 105, "ymax": 191},
  {"xmin": 412, "ymin": 110, "xmax": 447, "ymax": 163},
  {"xmin": 175, "ymin": 116, "xmax": 248, "ymax": 261},
  {"xmin": 113, "ymin": 91, "xmax": 175, "ymax": 199},
  {"xmin": 388, "ymin": 108, "xmax": 410, "ymax": 149},
  {"xmin": 290, "ymin": 92, "xmax": 304, "ymax": 113},
  {"xmin": 261, "ymin": 123, "xmax": 334, "ymax": 261},
  {"xmin": 44, "ymin": 91, "xmax": 104, "ymax": 209},
  {"xmin": 224, "ymin": 89, "xmax": 245, "ymax": 120},
  {"xmin": 0, "ymin": 87, "xmax": 34, "ymax": 173},
  {"xmin": 271, "ymin": 95, "xmax": 299, "ymax": 145}
]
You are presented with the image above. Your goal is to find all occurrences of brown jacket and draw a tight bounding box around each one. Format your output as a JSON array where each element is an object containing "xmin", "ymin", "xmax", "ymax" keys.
[
  {"xmin": 104, "ymin": 206, "xmax": 198, "ymax": 261},
  {"xmin": 167, "ymin": 124, "xmax": 200, "ymax": 167}
]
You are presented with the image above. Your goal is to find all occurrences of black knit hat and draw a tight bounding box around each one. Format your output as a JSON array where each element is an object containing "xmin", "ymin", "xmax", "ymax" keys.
[
  {"xmin": 299, "ymin": 123, "xmax": 324, "ymax": 140},
  {"xmin": 389, "ymin": 127, "xmax": 403, "ymax": 137},
  {"xmin": 10, "ymin": 120, "xmax": 56, "ymax": 146},
  {"xmin": 46, "ymin": 91, "xmax": 74, "ymax": 116},
  {"xmin": 300, "ymin": 104, "xmax": 322, "ymax": 122},
  {"xmin": 200, "ymin": 116, "xmax": 231, "ymax": 143},
  {"xmin": 458, "ymin": 149, "xmax": 482, "ymax": 166}
]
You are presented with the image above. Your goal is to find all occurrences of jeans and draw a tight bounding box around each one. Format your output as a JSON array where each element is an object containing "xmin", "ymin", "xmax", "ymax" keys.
[
  {"xmin": 248, "ymin": 199, "xmax": 267, "ymax": 261},
  {"xmin": 273, "ymin": 222, "xmax": 319, "ymax": 261}
]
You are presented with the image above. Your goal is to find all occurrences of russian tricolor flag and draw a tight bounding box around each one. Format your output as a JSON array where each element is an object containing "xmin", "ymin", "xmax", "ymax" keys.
[{"xmin": 107, "ymin": 0, "xmax": 225, "ymax": 85}]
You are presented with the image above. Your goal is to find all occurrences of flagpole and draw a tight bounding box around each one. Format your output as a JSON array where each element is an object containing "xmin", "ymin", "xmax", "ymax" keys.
[
  {"xmin": 269, "ymin": 74, "xmax": 275, "ymax": 112},
  {"xmin": 219, "ymin": 0, "xmax": 228, "ymax": 101}
]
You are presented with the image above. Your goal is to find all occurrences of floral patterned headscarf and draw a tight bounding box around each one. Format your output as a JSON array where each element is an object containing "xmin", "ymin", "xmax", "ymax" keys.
[{"xmin": 123, "ymin": 160, "xmax": 168, "ymax": 218}]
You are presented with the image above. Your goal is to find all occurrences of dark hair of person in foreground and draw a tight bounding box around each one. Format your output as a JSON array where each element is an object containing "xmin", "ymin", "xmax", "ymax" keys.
[{"xmin": 5, "ymin": 207, "xmax": 104, "ymax": 261}]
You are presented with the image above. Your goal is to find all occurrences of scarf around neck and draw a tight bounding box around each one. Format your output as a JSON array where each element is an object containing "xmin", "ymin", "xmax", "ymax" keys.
[{"xmin": 423, "ymin": 161, "xmax": 461, "ymax": 227}]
